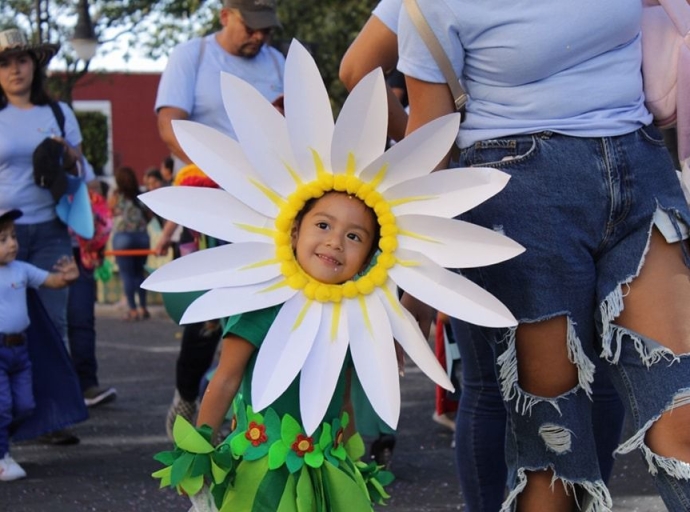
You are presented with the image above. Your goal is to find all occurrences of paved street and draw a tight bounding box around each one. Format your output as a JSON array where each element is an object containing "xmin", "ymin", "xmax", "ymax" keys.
[{"xmin": 1, "ymin": 307, "xmax": 667, "ymax": 511}]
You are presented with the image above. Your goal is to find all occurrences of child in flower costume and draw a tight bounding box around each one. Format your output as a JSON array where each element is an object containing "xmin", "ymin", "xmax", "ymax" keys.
[
  {"xmin": 155, "ymin": 191, "xmax": 392, "ymax": 510},
  {"xmin": 143, "ymin": 41, "xmax": 523, "ymax": 511}
]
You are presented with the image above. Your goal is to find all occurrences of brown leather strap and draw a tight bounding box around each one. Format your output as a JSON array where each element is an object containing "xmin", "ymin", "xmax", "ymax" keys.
[{"xmin": 0, "ymin": 333, "xmax": 26, "ymax": 346}]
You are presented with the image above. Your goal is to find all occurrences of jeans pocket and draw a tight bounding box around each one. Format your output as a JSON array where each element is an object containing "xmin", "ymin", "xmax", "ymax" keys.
[
  {"xmin": 460, "ymin": 134, "xmax": 539, "ymax": 168},
  {"xmin": 638, "ymin": 124, "xmax": 666, "ymax": 146}
]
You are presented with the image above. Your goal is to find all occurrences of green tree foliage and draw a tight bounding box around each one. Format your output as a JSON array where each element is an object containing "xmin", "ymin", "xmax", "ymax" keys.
[
  {"xmin": 0, "ymin": 0, "xmax": 376, "ymax": 110},
  {"xmin": 274, "ymin": 0, "xmax": 377, "ymax": 111},
  {"xmin": 75, "ymin": 110, "xmax": 108, "ymax": 175}
]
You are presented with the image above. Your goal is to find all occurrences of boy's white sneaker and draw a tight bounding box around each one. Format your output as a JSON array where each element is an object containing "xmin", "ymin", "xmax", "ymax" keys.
[{"xmin": 0, "ymin": 453, "xmax": 27, "ymax": 481}]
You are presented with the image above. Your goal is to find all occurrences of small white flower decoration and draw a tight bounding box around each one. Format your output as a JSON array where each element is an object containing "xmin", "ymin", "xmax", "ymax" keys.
[{"xmin": 141, "ymin": 41, "xmax": 523, "ymax": 435}]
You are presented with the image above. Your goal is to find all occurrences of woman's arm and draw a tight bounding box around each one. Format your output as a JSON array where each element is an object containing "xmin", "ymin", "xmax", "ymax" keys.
[
  {"xmin": 405, "ymin": 76, "xmax": 456, "ymax": 131},
  {"xmin": 196, "ymin": 334, "xmax": 256, "ymax": 438},
  {"xmin": 340, "ymin": 15, "xmax": 408, "ymax": 142},
  {"xmin": 405, "ymin": 76, "xmax": 456, "ymax": 169}
]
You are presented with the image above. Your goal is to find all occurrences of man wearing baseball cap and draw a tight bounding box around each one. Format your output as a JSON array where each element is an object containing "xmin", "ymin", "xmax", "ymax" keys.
[
  {"xmin": 154, "ymin": 0, "xmax": 285, "ymax": 440},
  {"xmin": 226, "ymin": 0, "xmax": 281, "ymax": 31}
]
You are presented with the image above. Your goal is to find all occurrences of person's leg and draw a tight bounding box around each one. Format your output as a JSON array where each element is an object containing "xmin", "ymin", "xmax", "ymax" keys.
[
  {"xmin": 15, "ymin": 220, "xmax": 71, "ymax": 340},
  {"xmin": 176, "ymin": 322, "xmax": 221, "ymax": 403},
  {"xmin": 166, "ymin": 322, "xmax": 221, "ymax": 439},
  {"xmin": 602, "ymin": 229, "xmax": 690, "ymax": 509},
  {"xmin": 0, "ymin": 353, "xmax": 27, "ymax": 481},
  {"xmin": 433, "ymin": 316, "xmax": 459, "ymax": 430},
  {"xmin": 456, "ymin": 132, "xmax": 621, "ymax": 511},
  {"xmin": 508, "ymin": 318, "xmax": 592, "ymax": 512},
  {"xmin": 587, "ymin": 125, "xmax": 690, "ymax": 510},
  {"xmin": 131, "ymin": 232, "xmax": 150, "ymax": 312},
  {"xmin": 112, "ymin": 232, "xmax": 139, "ymax": 315},
  {"xmin": 136, "ymin": 257, "xmax": 148, "ymax": 310},
  {"xmin": 451, "ymin": 319, "xmax": 507, "ymax": 512},
  {"xmin": 0, "ymin": 351, "xmax": 12, "ymax": 457},
  {"xmin": 9, "ymin": 348, "xmax": 35, "ymax": 426},
  {"xmin": 67, "ymin": 251, "xmax": 98, "ymax": 392},
  {"xmin": 590, "ymin": 358, "xmax": 625, "ymax": 484}
]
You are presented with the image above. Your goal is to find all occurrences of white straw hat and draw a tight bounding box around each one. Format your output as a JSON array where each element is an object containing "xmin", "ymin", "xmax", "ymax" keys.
[{"xmin": 0, "ymin": 28, "xmax": 59, "ymax": 67}]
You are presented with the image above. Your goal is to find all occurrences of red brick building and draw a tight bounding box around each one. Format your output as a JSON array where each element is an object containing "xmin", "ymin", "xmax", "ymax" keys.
[{"xmin": 70, "ymin": 72, "xmax": 169, "ymax": 181}]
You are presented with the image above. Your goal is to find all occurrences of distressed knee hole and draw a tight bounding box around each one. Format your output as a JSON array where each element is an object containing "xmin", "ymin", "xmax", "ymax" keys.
[
  {"xmin": 503, "ymin": 467, "xmax": 612, "ymax": 512},
  {"xmin": 499, "ymin": 316, "xmax": 595, "ymax": 409},
  {"xmin": 618, "ymin": 390, "xmax": 690, "ymax": 477}
]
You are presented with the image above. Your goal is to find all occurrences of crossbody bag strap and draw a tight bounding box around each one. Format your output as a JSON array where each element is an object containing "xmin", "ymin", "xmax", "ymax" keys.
[
  {"xmin": 403, "ymin": 0, "xmax": 468, "ymax": 112},
  {"xmin": 48, "ymin": 101, "xmax": 66, "ymax": 138}
]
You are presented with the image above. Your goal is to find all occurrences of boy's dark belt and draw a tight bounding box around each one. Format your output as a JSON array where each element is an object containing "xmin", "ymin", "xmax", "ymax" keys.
[{"xmin": 0, "ymin": 333, "xmax": 26, "ymax": 347}]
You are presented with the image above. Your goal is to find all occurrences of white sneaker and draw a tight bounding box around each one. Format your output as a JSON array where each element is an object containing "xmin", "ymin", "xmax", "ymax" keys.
[{"xmin": 0, "ymin": 453, "xmax": 27, "ymax": 481}]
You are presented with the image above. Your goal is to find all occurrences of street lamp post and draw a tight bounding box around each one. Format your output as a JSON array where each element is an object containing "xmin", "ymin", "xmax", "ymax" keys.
[
  {"xmin": 34, "ymin": 0, "xmax": 50, "ymax": 44},
  {"xmin": 70, "ymin": 0, "xmax": 98, "ymax": 61}
]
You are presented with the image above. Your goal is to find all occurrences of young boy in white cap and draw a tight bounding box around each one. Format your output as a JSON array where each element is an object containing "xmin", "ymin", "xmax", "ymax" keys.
[{"xmin": 0, "ymin": 208, "xmax": 78, "ymax": 481}]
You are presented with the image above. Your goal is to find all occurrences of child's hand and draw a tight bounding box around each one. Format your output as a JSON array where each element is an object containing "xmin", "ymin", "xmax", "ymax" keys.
[
  {"xmin": 54, "ymin": 255, "xmax": 79, "ymax": 283},
  {"xmin": 50, "ymin": 136, "xmax": 79, "ymax": 174}
]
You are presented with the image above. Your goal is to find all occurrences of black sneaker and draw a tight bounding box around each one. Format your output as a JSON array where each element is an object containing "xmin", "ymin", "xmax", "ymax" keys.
[
  {"xmin": 83, "ymin": 386, "xmax": 117, "ymax": 408},
  {"xmin": 369, "ymin": 434, "xmax": 396, "ymax": 469}
]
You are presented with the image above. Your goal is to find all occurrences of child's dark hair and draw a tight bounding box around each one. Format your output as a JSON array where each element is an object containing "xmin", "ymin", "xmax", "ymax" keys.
[
  {"xmin": 145, "ymin": 167, "xmax": 164, "ymax": 182},
  {"xmin": 0, "ymin": 216, "xmax": 15, "ymax": 232},
  {"xmin": 293, "ymin": 191, "xmax": 381, "ymax": 264}
]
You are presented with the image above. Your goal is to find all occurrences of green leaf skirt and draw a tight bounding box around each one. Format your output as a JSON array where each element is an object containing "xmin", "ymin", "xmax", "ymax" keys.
[{"xmin": 153, "ymin": 404, "xmax": 394, "ymax": 511}]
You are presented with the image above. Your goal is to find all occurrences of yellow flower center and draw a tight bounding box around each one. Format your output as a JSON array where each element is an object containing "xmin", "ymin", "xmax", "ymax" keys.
[{"xmin": 274, "ymin": 173, "xmax": 398, "ymax": 303}]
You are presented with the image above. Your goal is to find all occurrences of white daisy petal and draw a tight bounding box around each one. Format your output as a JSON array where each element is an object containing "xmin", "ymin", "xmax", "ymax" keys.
[
  {"xmin": 389, "ymin": 248, "xmax": 517, "ymax": 328},
  {"xmin": 139, "ymin": 187, "xmax": 274, "ymax": 244},
  {"xmin": 348, "ymin": 294, "xmax": 400, "ymax": 430},
  {"xmin": 171, "ymin": 120, "xmax": 279, "ymax": 218},
  {"xmin": 386, "ymin": 167, "xmax": 510, "ymax": 218},
  {"xmin": 299, "ymin": 303, "xmax": 350, "ymax": 435},
  {"xmin": 375, "ymin": 285, "xmax": 453, "ymax": 390},
  {"xmin": 284, "ymin": 40, "xmax": 333, "ymax": 180},
  {"xmin": 142, "ymin": 243, "xmax": 280, "ymax": 292},
  {"xmin": 331, "ymin": 69, "xmax": 387, "ymax": 174},
  {"xmin": 358, "ymin": 114, "xmax": 460, "ymax": 184},
  {"xmin": 252, "ymin": 296, "xmax": 323, "ymax": 412},
  {"xmin": 397, "ymin": 214, "xmax": 525, "ymax": 268},
  {"xmin": 220, "ymin": 72, "xmax": 302, "ymax": 195},
  {"xmin": 180, "ymin": 277, "xmax": 297, "ymax": 324}
]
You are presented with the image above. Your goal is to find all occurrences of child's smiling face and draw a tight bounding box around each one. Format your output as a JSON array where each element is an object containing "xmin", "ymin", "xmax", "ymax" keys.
[{"xmin": 292, "ymin": 192, "xmax": 377, "ymax": 285}]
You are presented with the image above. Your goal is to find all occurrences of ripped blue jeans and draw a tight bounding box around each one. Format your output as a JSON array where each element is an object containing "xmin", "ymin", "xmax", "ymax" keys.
[{"xmin": 458, "ymin": 125, "xmax": 690, "ymax": 511}]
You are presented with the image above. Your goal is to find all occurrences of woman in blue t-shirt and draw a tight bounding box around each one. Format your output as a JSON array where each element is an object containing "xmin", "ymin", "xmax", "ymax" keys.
[
  {"xmin": 400, "ymin": 1, "xmax": 690, "ymax": 511},
  {"xmin": 0, "ymin": 28, "xmax": 85, "ymax": 339}
]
